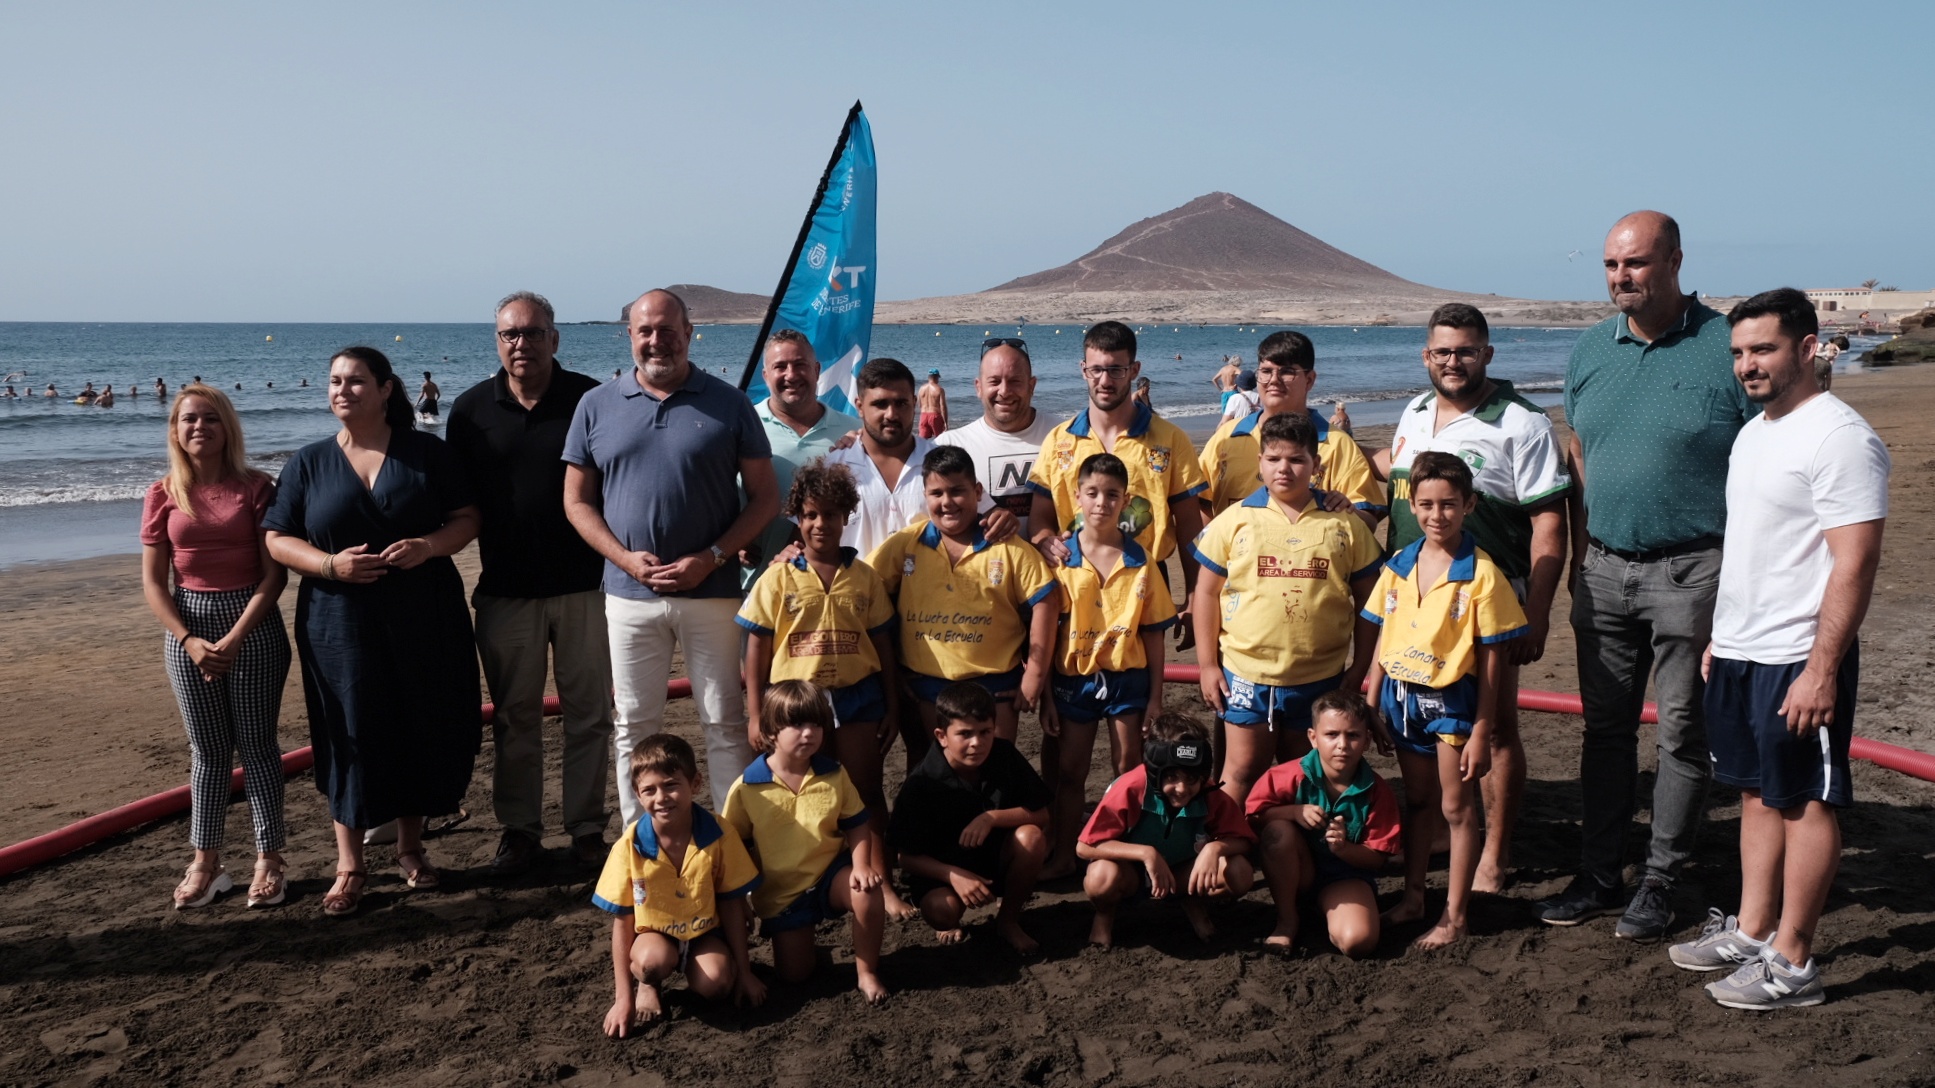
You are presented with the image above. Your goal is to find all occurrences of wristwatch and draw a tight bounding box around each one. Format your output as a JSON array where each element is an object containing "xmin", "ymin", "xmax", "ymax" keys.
[{"xmin": 709, "ymin": 545, "xmax": 729, "ymax": 568}]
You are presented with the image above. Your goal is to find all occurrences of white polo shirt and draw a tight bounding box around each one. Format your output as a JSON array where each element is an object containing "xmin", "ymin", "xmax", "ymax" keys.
[
  {"xmin": 935, "ymin": 411, "xmax": 1059, "ymax": 538},
  {"xmin": 1713, "ymin": 392, "xmax": 1890, "ymax": 665},
  {"xmin": 825, "ymin": 436, "xmax": 936, "ymax": 559},
  {"xmin": 1386, "ymin": 379, "xmax": 1570, "ymax": 581}
]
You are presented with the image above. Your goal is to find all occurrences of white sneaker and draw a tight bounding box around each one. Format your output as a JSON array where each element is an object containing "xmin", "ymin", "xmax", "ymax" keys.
[
  {"xmin": 1705, "ymin": 947, "xmax": 1825, "ymax": 1010},
  {"xmin": 1668, "ymin": 907, "xmax": 1767, "ymax": 972}
]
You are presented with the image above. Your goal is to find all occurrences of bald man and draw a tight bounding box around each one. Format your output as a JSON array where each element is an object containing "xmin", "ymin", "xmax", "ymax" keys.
[
  {"xmin": 564, "ymin": 288, "xmax": 779, "ymax": 816},
  {"xmin": 1542, "ymin": 212, "xmax": 1756, "ymax": 940}
]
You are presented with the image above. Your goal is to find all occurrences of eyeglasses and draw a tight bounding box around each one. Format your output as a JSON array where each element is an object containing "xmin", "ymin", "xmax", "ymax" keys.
[
  {"xmin": 1426, "ymin": 347, "xmax": 1485, "ymax": 364},
  {"xmin": 981, "ymin": 337, "xmax": 1027, "ymax": 355},
  {"xmin": 1082, "ymin": 365, "xmax": 1133, "ymax": 380},
  {"xmin": 1256, "ymin": 365, "xmax": 1311, "ymax": 382},
  {"xmin": 497, "ymin": 327, "xmax": 553, "ymax": 344}
]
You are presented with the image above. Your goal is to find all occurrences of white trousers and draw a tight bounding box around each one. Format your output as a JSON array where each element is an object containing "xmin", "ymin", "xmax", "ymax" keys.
[{"xmin": 605, "ymin": 594, "xmax": 751, "ymax": 822}]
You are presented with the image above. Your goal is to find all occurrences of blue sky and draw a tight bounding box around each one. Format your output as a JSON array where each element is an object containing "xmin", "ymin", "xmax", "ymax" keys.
[{"xmin": 3, "ymin": 1, "xmax": 1929, "ymax": 322}]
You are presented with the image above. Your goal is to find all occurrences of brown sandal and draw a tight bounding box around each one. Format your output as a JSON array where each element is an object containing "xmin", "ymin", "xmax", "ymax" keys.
[
  {"xmin": 247, "ymin": 856, "xmax": 287, "ymax": 908},
  {"xmin": 396, "ymin": 850, "xmax": 440, "ymax": 890},
  {"xmin": 322, "ymin": 870, "xmax": 366, "ymax": 917}
]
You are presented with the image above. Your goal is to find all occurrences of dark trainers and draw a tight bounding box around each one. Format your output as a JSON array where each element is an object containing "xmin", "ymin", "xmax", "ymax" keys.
[
  {"xmin": 1615, "ymin": 875, "xmax": 1676, "ymax": 940},
  {"xmin": 1538, "ymin": 873, "xmax": 1624, "ymax": 926},
  {"xmin": 1706, "ymin": 948, "xmax": 1824, "ymax": 1010},
  {"xmin": 570, "ymin": 833, "xmax": 608, "ymax": 869},
  {"xmin": 1669, "ymin": 908, "xmax": 1767, "ymax": 971},
  {"xmin": 489, "ymin": 830, "xmax": 543, "ymax": 877}
]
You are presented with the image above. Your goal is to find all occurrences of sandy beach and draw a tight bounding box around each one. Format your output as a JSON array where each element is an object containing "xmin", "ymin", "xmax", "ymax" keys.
[{"xmin": 2, "ymin": 367, "xmax": 1932, "ymax": 1086}]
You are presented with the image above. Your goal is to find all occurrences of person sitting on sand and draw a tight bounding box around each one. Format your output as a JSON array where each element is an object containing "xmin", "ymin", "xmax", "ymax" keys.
[
  {"xmin": 97, "ymin": 385, "xmax": 115, "ymax": 408},
  {"xmin": 593, "ymin": 734, "xmax": 762, "ymax": 1036},
  {"xmin": 721, "ymin": 680, "xmax": 890, "ymax": 1004},
  {"xmin": 1248, "ymin": 690, "xmax": 1401, "ymax": 957},
  {"xmin": 140, "ymin": 384, "xmax": 293, "ymax": 910},
  {"xmin": 1362, "ymin": 452, "xmax": 1528, "ymax": 949},
  {"xmin": 1077, "ymin": 712, "xmax": 1255, "ymax": 947},
  {"xmin": 889, "ymin": 682, "xmax": 1051, "ymax": 953}
]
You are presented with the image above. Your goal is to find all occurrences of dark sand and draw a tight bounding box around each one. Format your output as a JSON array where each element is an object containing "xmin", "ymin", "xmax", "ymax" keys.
[{"xmin": 3, "ymin": 369, "xmax": 1933, "ymax": 1087}]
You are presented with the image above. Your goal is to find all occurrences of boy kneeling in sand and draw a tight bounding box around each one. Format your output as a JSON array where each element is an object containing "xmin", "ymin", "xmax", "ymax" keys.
[
  {"xmin": 1362, "ymin": 452, "xmax": 1528, "ymax": 949},
  {"xmin": 593, "ymin": 735, "xmax": 762, "ymax": 1036},
  {"xmin": 1248, "ymin": 690, "xmax": 1403, "ymax": 957},
  {"xmin": 1077, "ymin": 713, "xmax": 1257, "ymax": 947},
  {"xmin": 890, "ymin": 682, "xmax": 1052, "ymax": 952},
  {"xmin": 722, "ymin": 680, "xmax": 889, "ymax": 1004}
]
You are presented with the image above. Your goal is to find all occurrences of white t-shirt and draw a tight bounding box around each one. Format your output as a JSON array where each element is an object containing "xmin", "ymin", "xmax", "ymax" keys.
[
  {"xmin": 935, "ymin": 411, "xmax": 1059, "ymax": 537},
  {"xmin": 1221, "ymin": 389, "xmax": 1259, "ymax": 421},
  {"xmin": 825, "ymin": 437, "xmax": 936, "ymax": 559},
  {"xmin": 1713, "ymin": 393, "xmax": 1890, "ymax": 664}
]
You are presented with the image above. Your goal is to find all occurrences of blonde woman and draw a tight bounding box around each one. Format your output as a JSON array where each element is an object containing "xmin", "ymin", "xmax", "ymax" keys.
[
  {"xmin": 141, "ymin": 384, "xmax": 293, "ymax": 909},
  {"xmin": 265, "ymin": 346, "xmax": 482, "ymax": 917}
]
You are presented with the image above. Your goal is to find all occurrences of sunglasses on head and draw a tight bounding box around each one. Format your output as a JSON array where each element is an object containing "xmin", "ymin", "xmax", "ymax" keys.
[{"xmin": 981, "ymin": 337, "xmax": 1027, "ymax": 355}]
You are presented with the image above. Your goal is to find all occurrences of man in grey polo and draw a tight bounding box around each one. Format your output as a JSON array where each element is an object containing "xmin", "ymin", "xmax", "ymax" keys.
[
  {"xmin": 745, "ymin": 329, "xmax": 860, "ymax": 588},
  {"xmin": 563, "ymin": 288, "xmax": 778, "ymax": 815},
  {"xmin": 1542, "ymin": 211, "xmax": 1756, "ymax": 939}
]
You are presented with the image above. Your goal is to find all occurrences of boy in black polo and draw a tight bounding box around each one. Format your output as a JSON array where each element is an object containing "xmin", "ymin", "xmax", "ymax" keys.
[{"xmin": 889, "ymin": 683, "xmax": 1051, "ymax": 953}]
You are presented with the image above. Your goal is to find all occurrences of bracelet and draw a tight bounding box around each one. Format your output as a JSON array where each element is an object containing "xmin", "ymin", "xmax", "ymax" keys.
[{"xmin": 321, "ymin": 552, "xmax": 337, "ymax": 580}]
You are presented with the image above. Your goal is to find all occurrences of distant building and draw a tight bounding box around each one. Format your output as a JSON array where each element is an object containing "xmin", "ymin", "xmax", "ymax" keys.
[{"xmin": 1805, "ymin": 287, "xmax": 1935, "ymax": 314}]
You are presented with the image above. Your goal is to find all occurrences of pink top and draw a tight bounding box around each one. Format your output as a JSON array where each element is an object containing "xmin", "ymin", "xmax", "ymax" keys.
[{"xmin": 141, "ymin": 475, "xmax": 276, "ymax": 592}]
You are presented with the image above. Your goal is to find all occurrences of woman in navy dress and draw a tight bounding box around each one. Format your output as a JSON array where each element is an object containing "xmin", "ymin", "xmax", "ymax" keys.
[{"xmin": 265, "ymin": 346, "xmax": 482, "ymax": 916}]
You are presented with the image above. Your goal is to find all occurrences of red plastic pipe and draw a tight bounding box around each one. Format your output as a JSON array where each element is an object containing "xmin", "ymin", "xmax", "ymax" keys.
[
  {"xmin": 4, "ymin": 670, "xmax": 1930, "ymax": 880},
  {"xmin": 0, "ymin": 684, "xmax": 695, "ymax": 879}
]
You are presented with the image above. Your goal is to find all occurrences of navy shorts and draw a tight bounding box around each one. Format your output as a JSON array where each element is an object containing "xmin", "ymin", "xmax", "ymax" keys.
[
  {"xmin": 1705, "ymin": 647, "xmax": 1858, "ymax": 810},
  {"xmin": 1310, "ymin": 842, "xmax": 1381, "ymax": 891},
  {"xmin": 1052, "ymin": 667, "xmax": 1151, "ymax": 722},
  {"xmin": 1378, "ymin": 675, "xmax": 1478, "ymax": 756},
  {"xmin": 906, "ymin": 664, "xmax": 1024, "ymax": 704},
  {"xmin": 761, "ymin": 853, "xmax": 853, "ymax": 937},
  {"xmin": 1222, "ymin": 670, "xmax": 1340, "ymax": 731},
  {"xmin": 830, "ymin": 673, "xmax": 888, "ymax": 726}
]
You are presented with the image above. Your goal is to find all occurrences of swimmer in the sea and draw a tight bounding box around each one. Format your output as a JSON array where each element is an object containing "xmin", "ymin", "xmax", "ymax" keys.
[
  {"xmin": 97, "ymin": 385, "xmax": 116, "ymax": 408},
  {"xmin": 77, "ymin": 382, "xmax": 98, "ymax": 404},
  {"xmin": 44, "ymin": 383, "xmax": 57, "ymax": 398}
]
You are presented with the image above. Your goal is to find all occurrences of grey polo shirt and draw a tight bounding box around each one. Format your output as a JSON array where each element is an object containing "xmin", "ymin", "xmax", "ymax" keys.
[
  {"xmin": 562, "ymin": 366, "xmax": 772, "ymax": 600},
  {"xmin": 1564, "ymin": 295, "xmax": 1755, "ymax": 553}
]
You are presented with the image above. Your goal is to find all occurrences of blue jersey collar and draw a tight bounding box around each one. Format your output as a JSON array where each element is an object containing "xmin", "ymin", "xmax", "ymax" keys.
[
  {"xmin": 633, "ymin": 805, "xmax": 726, "ymax": 859},
  {"xmin": 1063, "ymin": 531, "xmax": 1148, "ymax": 572},
  {"xmin": 739, "ymin": 751, "xmax": 842, "ymax": 785},
  {"xmin": 790, "ymin": 546, "xmax": 859, "ymax": 571},
  {"xmin": 918, "ymin": 520, "xmax": 990, "ymax": 553},
  {"xmin": 1239, "ymin": 485, "xmax": 1326, "ymax": 512},
  {"xmin": 1385, "ymin": 531, "xmax": 1478, "ymax": 582},
  {"xmin": 1066, "ymin": 399, "xmax": 1154, "ymax": 439},
  {"xmin": 1232, "ymin": 407, "xmax": 1327, "ymax": 441}
]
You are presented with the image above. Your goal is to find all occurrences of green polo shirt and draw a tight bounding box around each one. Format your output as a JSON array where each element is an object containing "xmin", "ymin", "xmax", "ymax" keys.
[
  {"xmin": 743, "ymin": 398, "xmax": 861, "ymax": 590},
  {"xmin": 1564, "ymin": 295, "xmax": 1755, "ymax": 553}
]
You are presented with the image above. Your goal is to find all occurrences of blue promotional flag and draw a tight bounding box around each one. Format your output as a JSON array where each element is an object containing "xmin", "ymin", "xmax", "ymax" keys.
[{"xmin": 741, "ymin": 102, "xmax": 876, "ymax": 415}]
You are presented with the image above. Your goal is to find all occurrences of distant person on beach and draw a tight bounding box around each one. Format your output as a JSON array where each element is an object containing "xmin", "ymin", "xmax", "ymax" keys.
[
  {"xmin": 97, "ymin": 385, "xmax": 115, "ymax": 408},
  {"xmin": 563, "ymin": 288, "xmax": 777, "ymax": 816},
  {"xmin": 141, "ymin": 384, "xmax": 292, "ymax": 910},
  {"xmin": 1198, "ymin": 331, "xmax": 1383, "ymax": 527},
  {"xmin": 745, "ymin": 329, "xmax": 860, "ymax": 588},
  {"xmin": 1212, "ymin": 355, "xmax": 1241, "ymax": 399},
  {"xmin": 264, "ymin": 346, "xmax": 483, "ymax": 917},
  {"xmin": 1376, "ymin": 303, "xmax": 1570, "ymax": 896},
  {"xmin": 447, "ymin": 291, "xmax": 613, "ymax": 877},
  {"xmin": 826, "ymin": 358, "xmax": 934, "ymax": 557},
  {"xmin": 1673, "ymin": 288, "xmax": 1888, "ymax": 1010},
  {"xmin": 1031, "ymin": 320, "xmax": 1207, "ymax": 620},
  {"xmin": 416, "ymin": 371, "xmax": 440, "ymax": 423},
  {"xmin": 917, "ymin": 367, "xmax": 949, "ymax": 439},
  {"xmin": 1542, "ymin": 210, "xmax": 1756, "ymax": 940},
  {"xmin": 1219, "ymin": 369, "xmax": 1258, "ymax": 422},
  {"xmin": 935, "ymin": 338, "xmax": 1057, "ymax": 540},
  {"xmin": 1132, "ymin": 376, "xmax": 1152, "ymax": 409}
]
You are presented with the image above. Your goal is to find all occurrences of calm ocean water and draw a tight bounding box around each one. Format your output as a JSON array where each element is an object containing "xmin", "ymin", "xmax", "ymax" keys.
[{"xmin": 0, "ymin": 321, "xmax": 1585, "ymax": 564}]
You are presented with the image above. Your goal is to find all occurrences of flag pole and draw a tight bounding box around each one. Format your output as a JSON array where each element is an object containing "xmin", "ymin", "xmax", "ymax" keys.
[{"xmin": 739, "ymin": 100, "xmax": 865, "ymax": 391}]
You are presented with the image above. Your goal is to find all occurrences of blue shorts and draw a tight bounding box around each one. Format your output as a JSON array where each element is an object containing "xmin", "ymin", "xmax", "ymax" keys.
[
  {"xmin": 1706, "ymin": 647, "xmax": 1858, "ymax": 810},
  {"xmin": 760, "ymin": 852, "xmax": 853, "ymax": 937},
  {"xmin": 1221, "ymin": 671, "xmax": 1340, "ymax": 731},
  {"xmin": 830, "ymin": 673, "xmax": 888, "ymax": 726},
  {"xmin": 905, "ymin": 664, "xmax": 1024, "ymax": 704},
  {"xmin": 1310, "ymin": 842, "xmax": 1382, "ymax": 891},
  {"xmin": 1052, "ymin": 668, "xmax": 1151, "ymax": 722},
  {"xmin": 1379, "ymin": 674, "xmax": 1478, "ymax": 756}
]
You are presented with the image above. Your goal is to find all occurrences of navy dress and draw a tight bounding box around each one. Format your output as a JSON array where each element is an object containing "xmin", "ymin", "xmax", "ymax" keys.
[{"xmin": 263, "ymin": 429, "xmax": 482, "ymax": 828}]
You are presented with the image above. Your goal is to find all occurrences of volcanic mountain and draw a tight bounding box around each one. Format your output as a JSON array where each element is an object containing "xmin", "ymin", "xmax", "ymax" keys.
[{"xmin": 988, "ymin": 192, "xmax": 1436, "ymax": 296}]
